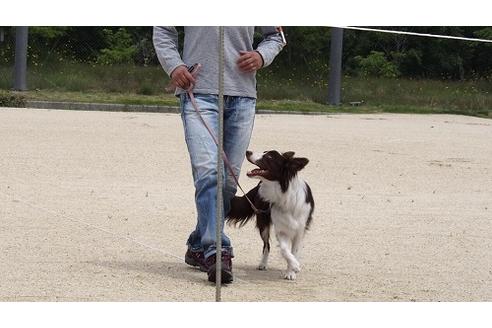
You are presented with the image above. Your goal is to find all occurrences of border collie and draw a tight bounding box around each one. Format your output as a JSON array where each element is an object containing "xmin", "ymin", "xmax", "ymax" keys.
[{"xmin": 226, "ymin": 150, "xmax": 314, "ymax": 280}]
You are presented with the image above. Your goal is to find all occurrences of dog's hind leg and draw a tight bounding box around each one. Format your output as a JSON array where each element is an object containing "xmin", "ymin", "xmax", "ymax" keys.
[{"xmin": 258, "ymin": 224, "xmax": 271, "ymax": 270}]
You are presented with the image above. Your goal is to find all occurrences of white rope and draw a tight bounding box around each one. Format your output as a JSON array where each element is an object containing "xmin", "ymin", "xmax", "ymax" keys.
[{"xmin": 342, "ymin": 26, "xmax": 492, "ymax": 43}]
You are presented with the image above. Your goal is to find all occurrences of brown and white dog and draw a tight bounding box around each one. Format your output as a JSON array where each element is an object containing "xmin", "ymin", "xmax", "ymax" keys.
[{"xmin": 226, "ymin": 150, "xmax": 314, "ymax": 280}]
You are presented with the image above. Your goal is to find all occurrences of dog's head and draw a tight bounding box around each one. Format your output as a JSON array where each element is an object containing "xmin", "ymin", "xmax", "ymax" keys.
[{"xmin": 246, "ymin": 150, "xmax": 309, "ymax": 190}]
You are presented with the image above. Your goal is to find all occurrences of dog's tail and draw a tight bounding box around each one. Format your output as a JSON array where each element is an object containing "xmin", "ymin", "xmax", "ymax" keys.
[{"xmin": 226, "ymin": 185, "xmax": 259, "ymax": 228}]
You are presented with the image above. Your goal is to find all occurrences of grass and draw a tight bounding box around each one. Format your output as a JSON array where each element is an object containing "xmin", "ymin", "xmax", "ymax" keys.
[
  {"xmin": 19, "ymin": 90, "xmax": 180, "ymax": 106},
  {"xmin": 1, "ymin": 63, "xmax": 491, "ymax": 118}
]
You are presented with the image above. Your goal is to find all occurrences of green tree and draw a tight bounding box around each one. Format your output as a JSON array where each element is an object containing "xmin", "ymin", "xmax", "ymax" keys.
[{"xmin": 97, "ymin": 28, "xmax": 137, "ymax": 65}]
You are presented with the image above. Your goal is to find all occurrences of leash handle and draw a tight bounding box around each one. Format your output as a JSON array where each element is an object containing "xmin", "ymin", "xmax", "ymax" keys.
[
  {"xmin": 187, "ymin": 63, "xmax": 202, "ymax": 78},
  {"xmin": 164, "ymin": 63, "xmax": 202, "ymax": 92}
]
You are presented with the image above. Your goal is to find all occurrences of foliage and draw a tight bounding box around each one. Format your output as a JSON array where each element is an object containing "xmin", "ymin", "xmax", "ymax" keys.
[
  {"xmin": 0, "ymin": 90, "xmax": 26, "ymax": 107},
  {"xmin": 353, "ymin": 51, "xmax": 400, "ymax": 78},
  {"xmin": 30, "ymin": 27, "xmax": 69, "ymax": 39},
  {"xmin": 97, "ymin": 28, "xmax": 137, "ymax": 65},
  {"xmin": 2, "ymin": 26, "xmax": 492, "ymax": 80},
  {"xmin": 0, "ymin": 27, "xmax": 14, "ymax": 65},
  {"xmin": 343, "ymin": 27, "xmax": 488, "ymax": 79}
]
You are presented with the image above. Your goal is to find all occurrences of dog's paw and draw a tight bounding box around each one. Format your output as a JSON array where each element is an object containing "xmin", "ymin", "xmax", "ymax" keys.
[
  {"xmin": 257, "ymin": 264, "xmax": 267, "ymax": 271},
  {"xmin": 287, "ymin": 260, "xmax": 300, "ymax": 273},
  {"xmin": 283, "ymin": 271, "xmax": 297, "ymax": 280}
]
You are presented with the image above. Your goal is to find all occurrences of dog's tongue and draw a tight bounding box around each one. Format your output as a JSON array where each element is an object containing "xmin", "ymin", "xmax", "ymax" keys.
[
  {"xmin": 247, "ymin": 168, "xmax": 266, "ymax": 177},
  {"xmin": 246, "ymin": 169, "xmax": 256, "ymax": 177}
]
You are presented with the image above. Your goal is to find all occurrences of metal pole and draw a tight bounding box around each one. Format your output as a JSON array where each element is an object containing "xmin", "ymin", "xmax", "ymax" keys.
[
  {"xmin": 13, "ymin": 26, "xmax": 29, "ymax": 91},
  {"xmin": 327, "ymin": 27, "xmax": 343, "ymax": 105},
  {"xmin": 216, "ymin": 26, "xmax": 225, "ymax": 302}
]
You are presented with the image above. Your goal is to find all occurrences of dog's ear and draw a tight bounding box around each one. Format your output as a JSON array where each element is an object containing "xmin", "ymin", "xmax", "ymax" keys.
[
  {"xmin": 290, "ymin": 157, "xmax": 309, "ymax": 171},
  {"xmin": 283, "ymin": 151, "xmax": 295, "ymax": 159}
]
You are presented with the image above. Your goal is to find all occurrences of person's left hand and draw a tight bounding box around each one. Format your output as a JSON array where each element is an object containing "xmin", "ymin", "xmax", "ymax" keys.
[{"xmin": 237, "ymin": 51, "xmax": 263, "ymax": 73}]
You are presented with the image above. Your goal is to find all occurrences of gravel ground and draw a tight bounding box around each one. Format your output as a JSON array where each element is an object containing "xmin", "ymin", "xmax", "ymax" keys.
[{"xmin": 0, "ymin": 107, "xmax": 491, "ymax": 301}]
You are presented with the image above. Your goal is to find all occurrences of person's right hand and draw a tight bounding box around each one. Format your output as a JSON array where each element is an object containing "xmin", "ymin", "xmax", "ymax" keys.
[{"xmin": 170, "ymin": 65, "xmax": 196, "ymax": 90}]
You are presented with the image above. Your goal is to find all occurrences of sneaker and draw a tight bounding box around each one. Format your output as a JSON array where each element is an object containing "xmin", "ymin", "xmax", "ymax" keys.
[
  {"xmin": 206, "ymin": 252, "xmax": 233, "ymax": 284},
  {"xmin": 185, "ymin": 249, "xmax": 208, "ymax": 272}
]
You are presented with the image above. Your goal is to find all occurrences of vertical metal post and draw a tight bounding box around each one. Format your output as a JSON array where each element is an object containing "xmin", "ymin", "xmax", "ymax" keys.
[
  {"xmin": 216, "ymin": 26, "xmax": 225, "ymax": 302},
  {"xmin": 13, "ymin": 26, "xmax": 29, "ymax": 91},
  {"xmin": 328, "ymin": 27, "xmax": 343, "ymax": 105}
]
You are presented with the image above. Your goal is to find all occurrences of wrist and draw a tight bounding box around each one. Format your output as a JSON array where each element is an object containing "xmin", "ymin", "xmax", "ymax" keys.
[
  {"xmin": 255, "ymin": 51, "xmax": 265, "ymax": 68},
  {"xmin": 170, "ymin": 65, "xmax": 186, "ymax": 78}
]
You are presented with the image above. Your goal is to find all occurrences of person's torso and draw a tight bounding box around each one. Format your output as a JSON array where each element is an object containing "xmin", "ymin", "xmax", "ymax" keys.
[{"xmin": 180, "ymin": 26, "xmax": 257, "ymax": 98}]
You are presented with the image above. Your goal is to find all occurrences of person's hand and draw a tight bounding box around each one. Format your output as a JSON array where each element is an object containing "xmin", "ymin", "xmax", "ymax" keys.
[
  {"xmin": 170, "ymin": 65, "xmax": 196, "ymax": 90},
  {"xmin": 237, "ymin": 51, "xmax": 263, "ymax": 73}
]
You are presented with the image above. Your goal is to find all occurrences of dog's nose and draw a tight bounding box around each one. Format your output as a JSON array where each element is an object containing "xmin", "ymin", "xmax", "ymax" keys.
[{"xmin": 246, "ymin": 150, "xmax": 252, "ymax": 157}]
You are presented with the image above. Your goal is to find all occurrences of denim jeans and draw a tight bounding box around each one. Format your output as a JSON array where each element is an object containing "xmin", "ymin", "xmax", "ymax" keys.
[{"xmin": 180, "ymin": 93, "xmax": 256, "ymax": 259}]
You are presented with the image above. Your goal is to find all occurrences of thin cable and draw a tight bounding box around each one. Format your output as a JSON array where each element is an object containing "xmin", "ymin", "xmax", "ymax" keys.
[
  {"xmin": 0, "ymin": 188, "xmax": 183, "ymax": 261},
  {"xmin": 0, "ymin": 184, "xmax": 252, "ymax": 284},
  {"xmin": 342, "ymin": 26, "xmax": 492, "ymax": 43},
  {"xmin": 216, "ymin": 26, "xmax": 225, "ymax": 302}
]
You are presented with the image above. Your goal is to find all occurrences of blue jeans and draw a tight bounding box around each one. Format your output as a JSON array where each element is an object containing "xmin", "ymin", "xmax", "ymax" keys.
[{"xmin": 180, "ymin": 93, "xmax": 256, "ymax": 259}]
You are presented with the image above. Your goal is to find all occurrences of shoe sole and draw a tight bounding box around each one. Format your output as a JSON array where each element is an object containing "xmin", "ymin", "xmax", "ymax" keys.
[{"xmin": 207, "ymin": 265, "xmax": 233, "ymax": 284}]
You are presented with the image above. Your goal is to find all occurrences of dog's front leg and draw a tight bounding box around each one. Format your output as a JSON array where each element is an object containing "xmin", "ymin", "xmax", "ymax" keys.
[
  {"xmin": 291, "ymin": 232, "xmax": 304, "ymax": 271},
  {"xmin": 277, "ymin": 233, "xmax": 300, "ymax": 280}
]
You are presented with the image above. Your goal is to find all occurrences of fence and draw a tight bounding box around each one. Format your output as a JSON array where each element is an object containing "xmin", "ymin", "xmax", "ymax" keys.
[{"xmin": 1, "ymin": 26, "xmax": 492, "ymax": 116}]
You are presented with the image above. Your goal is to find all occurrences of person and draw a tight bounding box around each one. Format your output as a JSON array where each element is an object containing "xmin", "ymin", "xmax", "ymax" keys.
[{"xmin": 153, "ymin": 27, "xmax": 284, "ymax": 283}]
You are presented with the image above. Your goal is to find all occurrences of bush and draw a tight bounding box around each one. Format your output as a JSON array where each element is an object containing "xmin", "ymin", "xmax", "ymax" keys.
[
  {"xmin": 354, "ymin": 51, "xmax": 400, "ymax": 78},
  {"xmin": 0, "ymin": 91, "xmax": 26, "ymax": 107},
  {"xmin": 97, "ymin": 28, "xmax": 137, "ymax": 65}
]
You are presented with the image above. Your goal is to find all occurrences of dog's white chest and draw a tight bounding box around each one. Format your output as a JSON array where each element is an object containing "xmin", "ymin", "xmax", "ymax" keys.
[
  {"xmin": 259, "ymin": 178, "xmax": 311, "ymax": 237},
  {"xmin": 271, "ymin": 208, "xmax": 302, "ymax": 236}
]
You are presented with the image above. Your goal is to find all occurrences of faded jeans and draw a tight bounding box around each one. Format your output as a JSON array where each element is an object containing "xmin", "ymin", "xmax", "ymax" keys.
[{"xmin": 180, "ymin": 93, "xmax": 256, "ymax": 259}]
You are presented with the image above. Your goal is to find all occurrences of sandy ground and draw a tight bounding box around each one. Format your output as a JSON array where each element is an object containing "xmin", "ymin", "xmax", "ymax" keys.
[{"xmin": 0, "ymin": 107, "xmax": 491, "ymax": 302}]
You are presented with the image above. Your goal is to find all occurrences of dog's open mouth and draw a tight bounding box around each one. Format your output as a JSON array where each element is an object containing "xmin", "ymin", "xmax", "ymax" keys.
[
  {"xmin": 245, "ymin": 151, "xmax": 270, "ymax": 179},
  {"xmin": 246, "ymin": 168, "xmax": 269, "ymax": 178}
]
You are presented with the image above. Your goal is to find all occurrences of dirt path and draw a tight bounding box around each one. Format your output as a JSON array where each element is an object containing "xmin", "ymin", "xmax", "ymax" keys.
[{"xmin": 0, "ymin": 107, "xmax": 491, "ymax": 301}]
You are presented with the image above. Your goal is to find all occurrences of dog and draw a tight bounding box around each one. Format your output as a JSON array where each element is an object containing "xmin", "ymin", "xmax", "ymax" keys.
[{"xmin": 226, "ymin": 150, "xmax": 314, "ymax": 280}]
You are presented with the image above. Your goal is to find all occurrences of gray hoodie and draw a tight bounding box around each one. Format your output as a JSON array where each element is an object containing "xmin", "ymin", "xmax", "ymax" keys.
[{"xmin": 153, "ymin": 26, "xmax": 284, "ymax": 98}]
